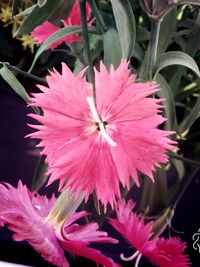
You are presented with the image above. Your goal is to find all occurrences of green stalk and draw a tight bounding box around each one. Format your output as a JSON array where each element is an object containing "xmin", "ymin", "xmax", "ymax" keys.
[{"xmin": 78, "ymin": 0, "xmax": 96, "ymax": 101}]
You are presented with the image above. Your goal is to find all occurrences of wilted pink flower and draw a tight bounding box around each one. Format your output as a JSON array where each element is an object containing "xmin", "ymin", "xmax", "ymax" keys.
[
  {"xmin": 31, "ymin": 1, "xmax": 92, "ymax": 49},
  {"xmin": 28, "ymin": 61, "xmax": 176, "ymax": 207},
  {"xmin": 109, "ymin": 200, "xmax": 190, "ymax": 267},
  {"xmin": 0, "ymin": 181, "xmax": 119, "ymax": 267}
]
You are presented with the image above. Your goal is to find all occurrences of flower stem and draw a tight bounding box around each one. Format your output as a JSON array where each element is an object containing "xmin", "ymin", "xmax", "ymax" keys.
[
  {"xmin": 78, "ymin": 0, "xmax": 96, "ymax": 101},
  {"xmin": 3, "ymin": 62, "xmax": 47, "ymax": 84}
]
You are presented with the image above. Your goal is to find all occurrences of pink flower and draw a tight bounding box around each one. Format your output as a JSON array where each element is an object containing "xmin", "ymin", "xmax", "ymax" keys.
[
  {"xmin": 0, "ymin": 181, "xmax": 119, "ymax": 267},
  {"xmin": 31, "ymin": 1, "xmax": 92, "ymax": 49},
  {"xmin": 28, "ymin": 61, "xmax": 176, "ymax": 207},
  {"xmin": 109, "ymin": 200, "xmax": 190, "ymax": 267}
]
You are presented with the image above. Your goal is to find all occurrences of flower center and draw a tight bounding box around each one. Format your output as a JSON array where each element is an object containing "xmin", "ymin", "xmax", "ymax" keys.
[
  {"xmin": 86, "ymin": 96, "xmax": 117, "ymax": 147},
  {"xmin": 95, "ymin": 120, "xmax": 108, "ymax": 131}
]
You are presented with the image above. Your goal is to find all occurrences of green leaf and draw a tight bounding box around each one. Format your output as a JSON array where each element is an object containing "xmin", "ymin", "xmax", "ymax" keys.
[
  {"xmin": 12, "ymin": 0, "xmax": 20, "ymax": 16},
  {"xmin": 31, "ymin": 155, "xmax": 48, "ymax": 192},
  {"xmin": 110, "ymin": 0, "xmax": 135, "ymax": 59},
  {"xmin": 103, "ymin": 28, "xmax": 122, "ymax": 69},
  {"xmin": 37, "ymin": 0, "xmax": 48, "ymax": 7},
  {"xmin": 179, "ymin": 0, "xmax": 200, "ymax": 5},
  {"xmin": 0, "ymin": 64, "xmax": 30, "ymax": 103},
  {"xmin": 14, "ymin": 0, "xmax": 65, "ymax": 36},
  {"xmin": 170, "ymin": 11, "xmax": 200, "ymax": 94},
  {"xmin": 157, "ymin": 8, "xmax": 177, "ymax": 55},
  {"xmin": 148, "ymin": 167, "xmax": 168, "ymax": 216},
  {"xmin": 170, "ymin": 158, "xmax": 185, "ymax": 180},
  {"xmin": 136, "ymin": 26, "xmax": 150, "ymax": 41},
  {"xmin": 154, "ymin": 52, "xmax": 200, "ymax": 134},
  {"xmin": 156, "ymin": 74, "xmax": 178, "ymax": 130},
  {"xmin": 29, "ymin": 26, "xmax": 98, "ymax": 72},
  {"xmin": 154, "ymin": 51, "xmax": 200, "ymax": 79}
]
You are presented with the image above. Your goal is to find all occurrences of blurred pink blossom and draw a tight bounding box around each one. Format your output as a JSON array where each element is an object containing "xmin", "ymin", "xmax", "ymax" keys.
[
  {"xmin": 28, "ymin": 61, "xmax": 176, "ymax": 207},
  {"xmin": 109, "ymin": 200, "xmax": 190, "ymax": 267},
  {"xmin": 31, "ymin": 1, "xmax": 92, "ymax": 49},
  {"xmin": 0, "ymin": 181, "xmax": 119, "ymax": 267}
]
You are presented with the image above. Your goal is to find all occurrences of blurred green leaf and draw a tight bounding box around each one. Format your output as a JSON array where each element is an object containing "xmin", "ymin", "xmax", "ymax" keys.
[
  {"xmin": 170, "ymin": 158, "xmax": 185, "ymax": 180},
  {"xmin": 157, "ymin": 8, "xmax": 177, "ymax": 55},
  {"xmin": 170, "ymin": 11, "xmax": 200, "ymax": 94},
  {"xmin": 31, "ymin": 155, "xmax": 48, "ymax": 192},
  {"xmin": 11, "ymin": 0, "xmax": 20, "ymax": 16},
  {"xmin": 0, "ymin": 63, "xmax": 30, "ymax": 103},
  {"xmin": 49, "ymin": 188, "xmax": 84, "ymax": 223},
  {"xmin": 29, "ymin": 26, "xmax": 99, "ymax": 72},
  {"xmin": 14, "ymin": 0, "xmax": 65, "ymax": 36},
  {"xmin": 179, "ymin": 0, "xmax": 200, "ymax": 5},
  {"xmin": 179, "ymin": 93, "xmax": 200, "ymax": 135},
  {"xmin": 156, "ymin": 74, "xmax": 178, "ymax": 130},
  {"xmin": 136, "ymin": 26, "xmax": 150, "ymax": 41},
  {"xmin": 110, "ymin": 0, "xmax": 135, "ymax": 59},
  {"xmin": 148, "ymin": 167, "xmax": 168, "ymax": 216},
  {"xmin": 154, "ymin": 51, "xmax": 200, "ymax": 79},
  {"xmin": 37, "ymin": 0, "xmax": 48, "ymax": 7},
  {"xmin": 154, "ymin": 49, "xmax": 200, "ymax": 135},
  {"xmin": 103, "ymin": 28, "xmax": 122, "ymax": 69}
]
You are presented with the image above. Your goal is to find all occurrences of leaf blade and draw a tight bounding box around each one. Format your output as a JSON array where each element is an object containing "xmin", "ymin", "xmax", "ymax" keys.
[{"xmin": 110, "ymin": 0, "xmax": 135, "ymax": 59}]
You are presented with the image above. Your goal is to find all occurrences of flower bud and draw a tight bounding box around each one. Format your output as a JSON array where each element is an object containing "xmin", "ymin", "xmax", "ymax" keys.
[
  {"xmin": 140, "ymin": 0, "xmax": 200, "ymax": 20},
  {"xmin": 139, "ymin": 0, "xmax": 178, "ymax": 20}
]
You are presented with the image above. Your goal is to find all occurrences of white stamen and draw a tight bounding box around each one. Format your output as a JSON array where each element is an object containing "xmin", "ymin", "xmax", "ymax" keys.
[
  {"xmin": 86, "ymin": 96, "xmax": 117, "ymax": 147},
  {"xmin": 35, "ymin": 205, "xmax": 41, "ymax": 211},
  {"xmin": 135, "ymin": 253, "xmax": 142, "ymax": 267},
  {"xmin": 99, "ymin": 122, "xmax": 117, "ymax": 147},
  {"xmin": 86, "ymin": 97, "xmax": 101, "ymax": 123},
  {"xmin": 120, "ymin": 250, "xmax": 140, "ymax": 262}
]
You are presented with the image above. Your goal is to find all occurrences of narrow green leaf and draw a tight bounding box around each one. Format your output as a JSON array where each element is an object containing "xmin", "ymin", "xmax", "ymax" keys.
[
  {"xmin": 170, "ymin": 158, "xmax": 185, "ymax": 180},
  {"xmin": 157, "ymin": 8, "xmax": 177, "ymax": 55},
  {"xmin": 48, "ymin": 188, "xmax": 84, "ymax": 224},
  {"xmin": 154, "ymin": 51, "xmax": 200, "ymax": 79},
  {"xmin": 31, "ymin": 155, "xmax": 48, "ymax": 192},
  {"xmin": 136, "ymin": 26, "xmax": 150, "ymax": 41},
  {"xmin": 179, "ymin": 0, "xmax": 200, "ymax": 5},
  {"xmin": 14, "ymin": 0, "xmax": 65, "ymax": 36},
  {"xmin": 29, "ymin": 26, "xmax": 98, "ymax": 72},
  {"xmin": 156, "ymin": 74, "xmax": 178, "ymax": 130},
  {"xmin": 110, "ymin": 0, "xmax": 135, "ymax": 59},
  {"xmin": 103, "ymin": 28, "xmax": 122, "ymax": 69},
  {"xmin": 148, "ymin": 167, "xmax": 168, "ymax": 216},
  {"xmin": 37, "ymin": 0, "xmax": 48, "ymax": 7},
  {"xmin": 170, "ymin": 11, "xmax": 200, "ymax": 94},
  {"xmin": 0, "ymin": 64, "xmax": 30, "ymax": 103},
  {"xmin": 11, "ymin": 0, "xmax": 20, "ymax": 16}
]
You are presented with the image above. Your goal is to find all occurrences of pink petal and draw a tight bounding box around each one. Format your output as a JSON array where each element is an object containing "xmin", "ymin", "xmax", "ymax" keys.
[
  {"xmin": 0, "ymin": 181, "xmax": 69, "ymax": 267},
  {"xmin": 60, "ymin": 240, "xmax": 120, "ymax": 267}
]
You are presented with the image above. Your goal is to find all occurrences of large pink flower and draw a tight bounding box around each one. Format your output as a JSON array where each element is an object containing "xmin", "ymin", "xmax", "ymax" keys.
[
  {"xmin": 28, "ymin": 61, "xmax": 176, "ymax": 207},
  {"xmin": 109, "ymin": 200, "xmax": 190, "ymax": 267},
  {"xmin": 0, "ymin": 181, "xmax": 119, "ymax": 267},
  {"xmin": 31, "ymin": 1, "xmax": 92, "ymax": 49}
]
